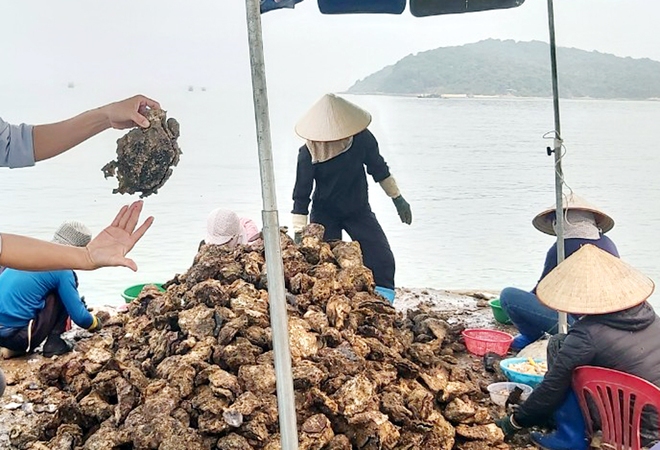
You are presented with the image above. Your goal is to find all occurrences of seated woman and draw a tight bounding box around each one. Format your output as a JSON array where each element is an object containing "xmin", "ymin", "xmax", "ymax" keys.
[
  {"xmin": 497, "ymin": 244, "xmax": 660, "ymax": 450},
  {"xmin": 500, "ymin": 193, "xmax": 619, "ymax": 350},
  {"xmin": 0, "ymin": 221, "xmax": 103, "ymax": 359},
  {"xmin": 202, "ymin": 208, "xmax": 260, "ymax": 249}
]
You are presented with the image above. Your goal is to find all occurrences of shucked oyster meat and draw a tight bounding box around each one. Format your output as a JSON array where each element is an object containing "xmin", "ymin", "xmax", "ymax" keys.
[{"xmin": 102, "ymin": 109, "xmax": 181, "ymax": 198}]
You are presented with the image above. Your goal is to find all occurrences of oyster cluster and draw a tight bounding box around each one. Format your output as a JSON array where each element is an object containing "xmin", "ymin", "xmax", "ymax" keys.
[
  {"xmin": 102, "ymin": 109, "xmax": 181, "ymax": 198},
  {"xmin": 13, "ymin": 225, "xmax": 508, "ymax": 450}
]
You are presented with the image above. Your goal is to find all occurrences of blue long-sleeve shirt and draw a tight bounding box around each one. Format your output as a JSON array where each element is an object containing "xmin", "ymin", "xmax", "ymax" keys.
[
  {"xmin": 0, "ymin": 269, "xmax": 93, "ymax": 329},
  {"xmin": 532, "ymin": 235, "xmax": 619, "ymax": 293},
  {"xmin": 0, "ymin": 117, "xmax": 35, "ymax": 168}
]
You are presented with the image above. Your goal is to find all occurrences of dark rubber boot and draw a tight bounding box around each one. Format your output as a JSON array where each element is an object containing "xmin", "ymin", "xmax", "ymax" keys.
[
  {"xmin": 42, "ymin": 335, "xmax": 72, "ymax": 358},
  {"xmin": 511, "ymin": 334, "xmax": 534, "ymax": 351},
  {"xmin": 530, "ymin": 390, "xmax": 588, "ymax": 450}
]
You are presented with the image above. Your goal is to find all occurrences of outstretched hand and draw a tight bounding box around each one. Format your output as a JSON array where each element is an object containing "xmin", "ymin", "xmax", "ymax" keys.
[
  {"xmin": 103, "ymin": 95, "xmax": 161, "ymax": 130},
  {"xmin": 85, "ymin": 201, "xmax": 154, "ymax": 271}
]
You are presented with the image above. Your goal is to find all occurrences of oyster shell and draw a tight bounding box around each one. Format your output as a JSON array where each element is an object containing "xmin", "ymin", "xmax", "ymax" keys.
[{"xmin": 102, "ymin": 108, "xmax": 181, "ymax": 197}]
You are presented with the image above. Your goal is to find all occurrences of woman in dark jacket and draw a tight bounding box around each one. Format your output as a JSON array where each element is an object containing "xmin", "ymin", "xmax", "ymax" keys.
[
  {"xmin": 291, "ymin": 94, "xmax": 412, "ymax": 302},
  {"xmin": 497, "ymin": 244, "xmax": 660, "ymax": 450},
  {"xmin": 500, "ymin": 193, "xmax": 619, "ymax": 350}
]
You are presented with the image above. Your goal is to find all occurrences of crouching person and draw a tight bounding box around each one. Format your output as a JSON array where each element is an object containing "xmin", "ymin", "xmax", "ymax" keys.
[
  {"xmin": 0, "ymin": 221, "xmax": 103, "ymax": 359},
  {"xmin": 496, "ymin": 244, "xmax": 660, "ymax": 449}
]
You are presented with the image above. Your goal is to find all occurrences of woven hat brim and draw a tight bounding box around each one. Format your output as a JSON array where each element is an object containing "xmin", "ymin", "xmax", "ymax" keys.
[
  {"xmin": 295, "ymin": 94, "xmax": 372, "ymax": 142},
  {"xmin": 532, "ymin": 194, "xmax": 614, "ymax": 235},
  {"xmin": 537, "ymin": 244, "xmax": 655, "ymax": 315}
]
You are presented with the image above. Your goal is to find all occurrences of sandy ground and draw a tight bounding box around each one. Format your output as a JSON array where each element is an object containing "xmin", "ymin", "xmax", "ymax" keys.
[{"xmin": 0, "ymin": 289, "xmax": 547, "ymax": 450}]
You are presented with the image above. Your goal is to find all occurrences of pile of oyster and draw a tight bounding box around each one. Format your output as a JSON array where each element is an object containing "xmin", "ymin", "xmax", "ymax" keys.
[{"xmin": 14, "ymin": 225, "xmax": 508, "ymax": 450}]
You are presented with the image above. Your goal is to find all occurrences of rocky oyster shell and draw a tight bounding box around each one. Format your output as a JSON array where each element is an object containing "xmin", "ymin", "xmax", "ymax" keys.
[{"xmin": 102, "ymin": 108, "xmax": 181, "ymax": 197}]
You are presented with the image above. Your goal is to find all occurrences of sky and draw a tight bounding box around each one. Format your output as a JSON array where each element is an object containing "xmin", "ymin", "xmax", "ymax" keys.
[{"xmin": 2, "ymin": 0, "xmax": 660, "ymax": 101}]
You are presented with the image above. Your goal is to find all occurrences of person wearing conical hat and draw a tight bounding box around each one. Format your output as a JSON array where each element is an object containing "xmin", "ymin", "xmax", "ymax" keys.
[
  {"xmin": 497, "ymin": 245, "xmax": 660, "ymax": 449},
  {"xmin": 0, "ymin": 222, "xmax": 105, "ymax": 361},
  {"xmin": 499, "ymin": 193, "xmax": 620, "ymax": 350},
  {"xmin": 291, "ymin": 93, "xmax": 412, "ymax": 303}
]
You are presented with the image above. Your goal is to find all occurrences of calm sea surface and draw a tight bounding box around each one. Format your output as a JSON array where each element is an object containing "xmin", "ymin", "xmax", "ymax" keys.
[{"xmin": 2, "ymin": 87, "xmax": 659, "ymax": 309}]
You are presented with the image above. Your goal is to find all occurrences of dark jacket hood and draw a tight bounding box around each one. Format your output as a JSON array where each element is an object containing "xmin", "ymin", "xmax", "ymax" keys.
[{"xmin": 585, "ymin": 302, "xmax": 657, "ymax": 331}]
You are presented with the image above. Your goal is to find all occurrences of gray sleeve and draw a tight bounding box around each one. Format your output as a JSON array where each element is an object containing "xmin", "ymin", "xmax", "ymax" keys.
[{"xmin": 0, "ymin": 117, "xmax": 35, "ymax": 168}]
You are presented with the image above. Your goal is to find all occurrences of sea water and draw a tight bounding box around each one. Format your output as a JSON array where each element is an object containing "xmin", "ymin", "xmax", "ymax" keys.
[{"xmin": 2, "ymin": 86, "xmax": 659, "ymax": 308}]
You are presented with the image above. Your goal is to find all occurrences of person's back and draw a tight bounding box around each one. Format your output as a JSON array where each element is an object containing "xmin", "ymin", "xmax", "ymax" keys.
[
  {"xmin": 0, "ymin": 268, "xmax": 88, "ymax": 329},
  {"xmin": 579, "ymin": 302, "xmax": 660, "ymax": 386}
]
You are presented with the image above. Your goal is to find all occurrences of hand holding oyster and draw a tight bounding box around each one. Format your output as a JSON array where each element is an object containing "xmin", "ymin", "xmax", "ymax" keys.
[{"xmin": 102, "ymin": 109, "xmax": 181, "ymax": 198}]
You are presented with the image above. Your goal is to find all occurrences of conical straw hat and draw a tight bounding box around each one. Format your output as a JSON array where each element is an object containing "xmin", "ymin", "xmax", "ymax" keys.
[
  {"xmin": 537, "ymin": 244, "xmax": 655, "ymax": 315},
  {"xmin": 532, "ymin": 193, "xmax": 614, "ymax": 236},
  {"xmin": 295, "ymin": 93, "xmax": 372, "ymax": 142}
]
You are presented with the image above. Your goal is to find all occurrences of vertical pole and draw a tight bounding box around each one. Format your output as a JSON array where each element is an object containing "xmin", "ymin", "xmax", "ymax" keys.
[
  {"xmin": 547, "ymin": 0, "xmax": 568, "ymax": 334},
  {"xmin": 244, "ymin": 0, "xmax": 299, "ymax": 447}
]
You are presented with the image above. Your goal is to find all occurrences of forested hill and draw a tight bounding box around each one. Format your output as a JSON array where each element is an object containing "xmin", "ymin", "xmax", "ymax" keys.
[{"xmin": 346, "ymin": 39, "xmax": 660, "ymax": 99}]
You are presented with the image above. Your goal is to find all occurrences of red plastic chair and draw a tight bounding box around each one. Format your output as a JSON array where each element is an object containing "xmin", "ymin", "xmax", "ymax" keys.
[{"xmin": 573, "ymin": 366, "xmax": 660, "ymax": 450}]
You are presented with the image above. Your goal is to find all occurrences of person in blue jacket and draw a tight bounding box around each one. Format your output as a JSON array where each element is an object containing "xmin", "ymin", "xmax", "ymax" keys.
[
  {"xmin": 291, "ymin": 94, "xmax": 412, "ymax": 303},
  {"xmin": 499, "ymin": 193, "xmax": 619, "ymax": 350},
  {"xmin": 0, "ymin": 221, "xmax": 104, "ymax": 359}
]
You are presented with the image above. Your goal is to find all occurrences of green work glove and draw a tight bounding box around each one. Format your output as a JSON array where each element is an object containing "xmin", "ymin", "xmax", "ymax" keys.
[
  {"xmin": 87, "ymin": 315, "xmax": 104, "ymax": 332},
  {"xmin": 294, "ymin": 232, "xmax": 303, "ymax": 245},
  {"xmin": 392, "ymin": 195, "xmax": 412, "ymax": 225},
  {"xmin": 495, "ymin": 415, "xmax": 522, "ymax": 437}
]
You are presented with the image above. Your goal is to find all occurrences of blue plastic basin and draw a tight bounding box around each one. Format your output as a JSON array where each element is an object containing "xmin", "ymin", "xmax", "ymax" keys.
[{"xmin": 499, "ymin": 357, "xmax": 547, "ymax": 388}]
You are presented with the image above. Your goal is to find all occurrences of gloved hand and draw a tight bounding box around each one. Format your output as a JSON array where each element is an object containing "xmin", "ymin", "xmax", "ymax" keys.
[
  {"xmin": 392, "ymin": 195, "xmax": 412, "ymax": 225},
  {"xmin": 80, "ymin": 295, "xmax": 92, "ymax": 312},
  {"xmin": 87, "ymin": 315, "xmax": 104, "ymax": 332},
  {"xmin": 495, "ymin": 415, "xmax": 522, "ymax": 437},
  {"xmin": 294, "ymin": 232, "xmax": 303, "ymax": 245}
]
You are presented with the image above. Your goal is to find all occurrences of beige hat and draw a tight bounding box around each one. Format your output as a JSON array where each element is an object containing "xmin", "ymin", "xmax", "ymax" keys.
[
  {"xmin": 532, "ymin": 193, "xmax": 614, "ymax": 236},
  {"xmin": 295, "ymin": 93, "xmax": 372, "ymax": 142},
  {"xmin": 52, "ymin": 221, "xmax": 92, "ymax": 247},
  {"xmin": 537, "ymin": 244, "xmax": 655, "ymax": 315}
]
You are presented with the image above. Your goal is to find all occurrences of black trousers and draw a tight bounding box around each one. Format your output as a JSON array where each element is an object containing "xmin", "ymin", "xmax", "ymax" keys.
[
  {"xmin": 311, "ymin": 207, "xmax": 395, "ymax": 289},
  {"xmin": 0, "ymin": 293, "xmax": 68, "ymax": 352}
]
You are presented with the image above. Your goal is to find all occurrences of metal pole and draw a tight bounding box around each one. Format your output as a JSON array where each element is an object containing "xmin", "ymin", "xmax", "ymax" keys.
[
  {"xmin": 547, "ymin": 0, "xmax": 568, "ymax": 334},
  {"xmin": 244, "ymin": 0, "xmax": 299, "ymax": 447}
]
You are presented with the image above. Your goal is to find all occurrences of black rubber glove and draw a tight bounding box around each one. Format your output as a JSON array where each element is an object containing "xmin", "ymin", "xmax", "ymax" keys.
[
  {"xmin": 392, "ymin": 195, "xmax": 412, "ymax": 225},
  {"xmin": 495, "ymin": 415, "xmax": 522, "ymax": 437},
  {"xmin": 294, "ymin": 232, "xmax": 303, "ymax": 245}
]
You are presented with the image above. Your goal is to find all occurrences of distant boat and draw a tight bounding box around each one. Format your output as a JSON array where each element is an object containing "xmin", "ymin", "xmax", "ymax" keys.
[
  {"xmin": 417, "ymin": 93, "xmax": 441, "ymax": 98},
  {"xmin": 201, "ymin": 87, "xmax": 207, "ymax": 92},
  {"xmin": 67, "ymin": 82, "xmax": 75, "ymax": 89},
  {"xmin": 188, "ymin": 85, "xmax": 194, "ymax": 92}
]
